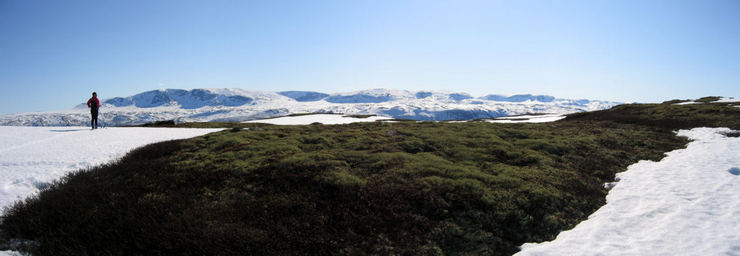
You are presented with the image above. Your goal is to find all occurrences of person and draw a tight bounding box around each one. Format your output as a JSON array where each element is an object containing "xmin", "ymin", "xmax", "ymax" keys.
[{"xmin": 87, "ymin": 92, "xmax": 100, "ymax": 129}]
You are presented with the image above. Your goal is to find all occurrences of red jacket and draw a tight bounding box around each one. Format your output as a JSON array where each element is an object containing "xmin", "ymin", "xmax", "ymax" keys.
[{"xmin": 87, "ymin": 97, "xmax": 100, "ymax": 109}]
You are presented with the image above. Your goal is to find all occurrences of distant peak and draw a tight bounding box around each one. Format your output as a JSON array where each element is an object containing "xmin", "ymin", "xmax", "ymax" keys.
[
  {"xmin": 103, "ymin": 88, "xmax": 253, "ymax": 109},
  {"xmin": 278, "ymin": 91, "xmax": 329, "ymax": 102},
  {"xmin": 482, "ymin": 94, "xmax": 555, "ymax": 102}
]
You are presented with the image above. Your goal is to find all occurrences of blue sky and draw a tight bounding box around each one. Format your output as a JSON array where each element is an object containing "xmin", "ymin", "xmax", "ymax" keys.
[{"xmin": 1, "ymin": 0, "xmax": 738, "ymax": 114}]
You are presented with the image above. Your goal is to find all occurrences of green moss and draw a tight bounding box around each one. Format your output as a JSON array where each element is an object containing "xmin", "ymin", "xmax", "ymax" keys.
[{"xmin": 695, "ymin": 96, "xmax": 722, "ymax": 103}]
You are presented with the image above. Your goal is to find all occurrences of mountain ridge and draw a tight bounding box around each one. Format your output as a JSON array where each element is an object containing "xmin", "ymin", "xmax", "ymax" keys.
[{"xmin": 1, "ymin": 88, "xmax": 620, "ymax": 126}]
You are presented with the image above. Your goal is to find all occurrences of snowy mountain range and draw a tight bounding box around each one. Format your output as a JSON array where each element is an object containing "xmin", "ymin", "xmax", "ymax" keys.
[{"xmin": 0, "ymin": 88, "xmax": 621, "ymax": 126}]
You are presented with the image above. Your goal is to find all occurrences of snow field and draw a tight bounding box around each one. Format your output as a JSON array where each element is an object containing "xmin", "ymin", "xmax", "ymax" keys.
[
  {"xmin": 517, "ymin": 127, "xmax": 740, "ymax": 255},
  {"xmin": 0, "ymin": 126, "xmax": 222, "ymax": 213}
]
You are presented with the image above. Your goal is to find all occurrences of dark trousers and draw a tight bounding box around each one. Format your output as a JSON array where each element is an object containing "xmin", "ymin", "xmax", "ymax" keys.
[{"xmin": 91, "ymin": 109, "xmax": 99, "ymax": 129}]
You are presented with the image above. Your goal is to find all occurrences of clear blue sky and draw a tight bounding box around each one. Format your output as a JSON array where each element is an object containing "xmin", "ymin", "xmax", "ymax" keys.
[{"xmin": 1, "ymin": 0, "xmax": 738, "ymax": 114}]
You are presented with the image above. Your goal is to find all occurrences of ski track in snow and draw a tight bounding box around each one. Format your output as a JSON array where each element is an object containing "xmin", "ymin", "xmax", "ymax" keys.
[
  {"xmin": 0, "ymin": 126, "xmax": 222, "ymax": 214},
  {"xmin": 517, "ymin": 127, "xmax": 740, "ymax": 256}
]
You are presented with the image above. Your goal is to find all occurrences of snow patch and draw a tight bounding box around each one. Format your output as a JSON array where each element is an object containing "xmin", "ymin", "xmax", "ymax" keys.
[
  {"xmin": 0, "ymin": 126, "xmax": 222, "ymax": 212},
  {"xmin": 517, "ymin": 127, "xmax": 740, "ymax": 256},
  {"xmin": 1, "ymin": 249, "xmax": 25, "ymax": 256},
  {"xmin": 716, "ymin": 97, "xmax": 739, "ymax": 103},
  {"xmin": 675, "ymin": 101, "xmax": 700, "ymax": 105}
]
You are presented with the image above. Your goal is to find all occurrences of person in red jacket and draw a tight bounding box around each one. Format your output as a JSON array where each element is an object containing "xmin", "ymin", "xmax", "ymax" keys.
[{"xmin": 87, "ymin": 92, "xmax": 101, "ymax": 129}]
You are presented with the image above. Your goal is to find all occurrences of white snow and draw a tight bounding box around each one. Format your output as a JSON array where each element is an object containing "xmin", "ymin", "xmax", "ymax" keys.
[
  {"xmin": 0, "ymin": 88, "xmax": 620, "ymax": 126},
  {"xmin": 0, "ymin": 126, "xmax": 222, "ymax": 213},
  {"xmin": 487, "ymin": 114, "xmax": 565, "ymax": 123},
  {"xmin": 242, "ymin": 114, "xmax": 392, "ymax": 125},
  {"xmin": 675, "ymin": 101, "xmax": 700, "ymax": 105},
  {"xmin": 674, "ymin": 97, "xmax": 739, "ymax": 105},
  {"xmin": 517, "ymin": 127, "xmax": 740, "ymax": 256},
  {"xmin": 716, "ymin": 97, "xmax": 739, "ymax": 103}
]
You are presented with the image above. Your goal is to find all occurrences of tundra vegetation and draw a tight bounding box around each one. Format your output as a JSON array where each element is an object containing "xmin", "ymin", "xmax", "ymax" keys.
[{"xmin": 1, "ymin": 99, "xmax": 738, "ymax": 255}]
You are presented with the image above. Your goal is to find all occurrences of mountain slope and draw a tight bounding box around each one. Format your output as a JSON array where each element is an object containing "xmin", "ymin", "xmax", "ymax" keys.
[
  {"xmin": 0, "ymin": 88, "xmax": 620, "ymax": 126},
  {"xmin": 482, "ymin": 94, "xmax": 556, "ymax": 102}
]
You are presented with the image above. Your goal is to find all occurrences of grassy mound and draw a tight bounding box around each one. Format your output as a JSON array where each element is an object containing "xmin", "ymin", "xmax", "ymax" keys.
[
  {"xmin": 566, "ymin": 101, "xmax": 740, "ymax": 130},
  {"xmin": 2, "ymin": 101, "xmax": 738, "ymax": 255}
]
